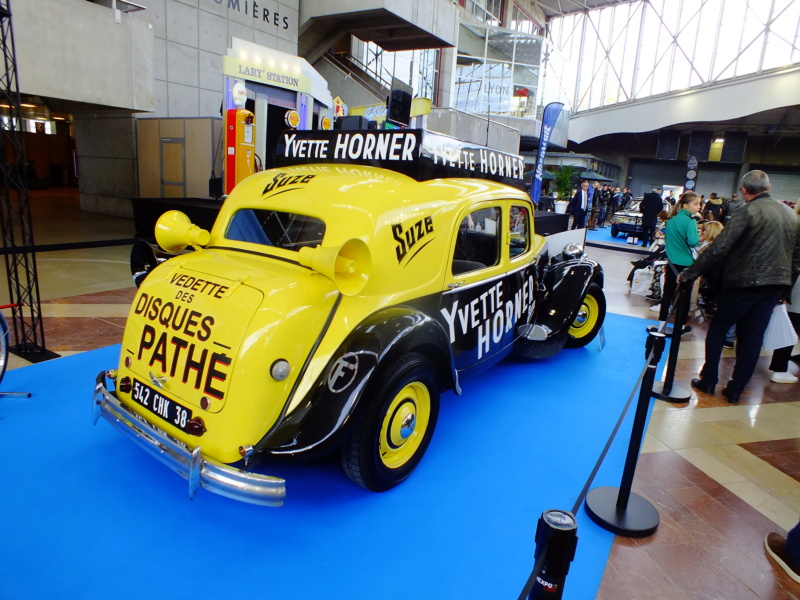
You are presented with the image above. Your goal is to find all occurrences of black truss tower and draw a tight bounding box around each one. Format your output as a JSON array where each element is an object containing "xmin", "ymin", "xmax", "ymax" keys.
[{"xmin": 0, "ymin": 0, "xmax": 49, "ymax": 359}]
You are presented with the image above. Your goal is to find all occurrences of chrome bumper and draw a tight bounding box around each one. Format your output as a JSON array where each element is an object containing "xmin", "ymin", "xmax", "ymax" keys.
[{"xmin": 93, "ymin": 371, "xmax": 285, "ymax": 507}]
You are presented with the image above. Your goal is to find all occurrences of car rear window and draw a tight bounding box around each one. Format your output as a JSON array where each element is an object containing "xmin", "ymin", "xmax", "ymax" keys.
[{"xmin": 225, "ymin": 209, "xmax": 326, "ymax": 250}]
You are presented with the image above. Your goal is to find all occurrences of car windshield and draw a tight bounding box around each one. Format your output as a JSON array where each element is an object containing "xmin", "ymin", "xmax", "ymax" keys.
[{"xmin": 225, "ymin": 209, "xmax": 326, "ymax": 250}]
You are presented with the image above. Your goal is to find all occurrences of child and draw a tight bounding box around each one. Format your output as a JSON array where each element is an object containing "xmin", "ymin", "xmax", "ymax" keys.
[{"xmin": 697, "ymin": 221, "xmax": 724, "ymax": 316}]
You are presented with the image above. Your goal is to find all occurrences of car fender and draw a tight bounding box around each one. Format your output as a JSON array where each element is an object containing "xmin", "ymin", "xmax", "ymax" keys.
[
  {"xmin": 535, "ymin": 258, "xmax": 602, "ymax": 334},
  {"xmin": 259, "ymin": 306, "xmax": 456, "ymax": 458}
]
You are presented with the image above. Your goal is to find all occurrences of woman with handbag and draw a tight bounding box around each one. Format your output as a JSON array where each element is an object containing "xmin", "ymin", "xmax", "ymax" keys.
[{"xmin": 768, "ymin": 201, "xmax": 800, "ymax": 384}]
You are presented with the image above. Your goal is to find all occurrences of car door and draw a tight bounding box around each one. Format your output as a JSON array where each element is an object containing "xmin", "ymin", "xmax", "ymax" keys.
[{"xmin": 438, "ymin": 200, "xmax": 538, "ymax": 376}]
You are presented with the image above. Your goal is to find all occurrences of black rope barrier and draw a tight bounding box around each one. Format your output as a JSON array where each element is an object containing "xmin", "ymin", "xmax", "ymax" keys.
[{"xmin": 518, "ymin": 323, "xmax": 669, "ymax": 598}]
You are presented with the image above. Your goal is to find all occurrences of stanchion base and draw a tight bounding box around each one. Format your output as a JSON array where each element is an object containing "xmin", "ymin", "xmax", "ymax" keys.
[
  {"xmin": 651, "ymin": 381, "xmax": 691, "ymax": 403},
  {"xmin": 584, "ymin": 486, "xmax": 659, "ymax": 537}
]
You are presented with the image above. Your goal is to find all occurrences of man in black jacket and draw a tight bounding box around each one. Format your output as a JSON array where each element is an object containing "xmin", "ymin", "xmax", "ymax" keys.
[
  {"xmin": 680, "ymin": 170, "xmax": 800, "ymax": 404},
  {"xmin": 639, "ymin": 187, "xmax": 663, "ymax": 246},
  {"xmin": 720, "ymin": 193, "xmax": 743, "ymax": 224}
]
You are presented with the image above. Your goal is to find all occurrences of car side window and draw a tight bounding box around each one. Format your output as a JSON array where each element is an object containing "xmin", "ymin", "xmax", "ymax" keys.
[
  {"xmin": 509, "ymin": 205, "xmax": 530, "ymax": 257},
  {"xmin": 452, "ymin": 206, "xmax": 501, "ymax": 275}
]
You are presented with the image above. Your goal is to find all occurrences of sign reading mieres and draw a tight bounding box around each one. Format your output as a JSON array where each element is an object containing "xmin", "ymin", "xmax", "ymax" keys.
[{"xmin": 214, "ymin": 0, "xmax": 290, "ymax": 30}]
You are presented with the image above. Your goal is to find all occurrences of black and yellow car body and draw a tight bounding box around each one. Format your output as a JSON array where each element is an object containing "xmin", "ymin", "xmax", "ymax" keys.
[{"xmin": 93, "ymin": 130, "xmax": 605, "ymax": 506}]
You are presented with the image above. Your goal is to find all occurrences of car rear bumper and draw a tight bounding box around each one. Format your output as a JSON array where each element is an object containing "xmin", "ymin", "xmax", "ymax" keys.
[{"xmin": 92, "ymin": 370, "xmax": 286, "ymax": 507}]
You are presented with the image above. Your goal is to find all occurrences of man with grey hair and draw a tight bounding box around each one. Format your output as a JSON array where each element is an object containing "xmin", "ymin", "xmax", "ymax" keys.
[{"xmin": 680, "ymin": 170, "xmax": 800, "ymax": 404}]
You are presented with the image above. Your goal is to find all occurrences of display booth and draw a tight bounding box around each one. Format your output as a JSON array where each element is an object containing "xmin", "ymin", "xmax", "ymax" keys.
[{"xmin": 0, "ymin": 313, "xmax": 655, "ymax": 599}]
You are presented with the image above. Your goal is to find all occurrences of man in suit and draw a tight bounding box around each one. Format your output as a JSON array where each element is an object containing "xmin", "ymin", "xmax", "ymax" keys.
[
  {"xmin": 587, "ymin": 181, "xmax": 601, "ymax": 229},
  {"xmin": 640, "ymin": 187, "xmax": 664, "ymax": 246},
  {"xmin": 569, "ymin": 180, "xmax": 591, "ymax": 229}
]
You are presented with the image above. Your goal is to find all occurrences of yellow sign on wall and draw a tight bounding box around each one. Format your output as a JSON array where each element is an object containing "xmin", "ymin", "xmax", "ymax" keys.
[{"xmin": 349, "ymin": 98, "xmax": 432, "ymax": 123}]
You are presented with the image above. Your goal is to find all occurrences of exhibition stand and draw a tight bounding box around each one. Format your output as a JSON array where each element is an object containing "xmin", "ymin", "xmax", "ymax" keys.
[{"xmin": 0, "ymin": 313, "xmax": 658, "ymax": 600}]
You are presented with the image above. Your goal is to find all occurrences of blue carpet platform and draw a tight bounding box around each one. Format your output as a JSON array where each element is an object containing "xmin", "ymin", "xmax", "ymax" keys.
[
  {"xmin": 0, "ymin": 313, "xmax": 656, "ymax": 600},
  {"xmin": 585, "ymin": 226, "xmax": 651, "ymax": 253}
]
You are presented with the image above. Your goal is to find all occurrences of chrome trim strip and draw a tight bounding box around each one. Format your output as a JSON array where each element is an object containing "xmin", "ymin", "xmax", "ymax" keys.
[
  {"xmin": 442, "ymin": 262, "xmax": 534, "ymax": 296},
  {"xmin": 93, "ymin": 371, "xmax": 285, "ymax": 507}
]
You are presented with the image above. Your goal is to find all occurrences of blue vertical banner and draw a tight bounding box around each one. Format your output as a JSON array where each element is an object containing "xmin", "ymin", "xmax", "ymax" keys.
[{"xmin": 530, "ymin": 102, "xmax": 564, "ymax": 206}]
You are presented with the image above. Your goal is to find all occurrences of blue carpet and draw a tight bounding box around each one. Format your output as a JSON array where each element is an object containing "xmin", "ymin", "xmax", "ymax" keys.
[
  {"xmin": 585, "ymin": 226, "xmax": 647, "ymax": 249},
  {"xmin": 0, "ymin": 312, "xmax": 655, "ymax": 600}
]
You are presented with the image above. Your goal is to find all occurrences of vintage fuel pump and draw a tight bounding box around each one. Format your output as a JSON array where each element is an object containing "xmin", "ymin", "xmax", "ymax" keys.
[{"xmin": 224, "ymin": 108, "xmax": 256, "ymax": 194}]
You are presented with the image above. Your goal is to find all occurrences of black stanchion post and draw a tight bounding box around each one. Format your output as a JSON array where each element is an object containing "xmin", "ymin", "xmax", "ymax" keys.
[
  {"xmin": 583, "ymin": 330, "xmax": 664, "ymax": 537},
  {"xmin": 652, "ymin": 280, "xmax": 692, "ymax": 402},
  {"xmin": 526, "ymin": 510, "xmax": 578, "ymax": 600}
]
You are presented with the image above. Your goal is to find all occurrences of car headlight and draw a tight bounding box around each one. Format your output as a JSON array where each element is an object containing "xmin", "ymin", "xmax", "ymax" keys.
[{"xmin": 562, "ymin": 242, "xmax": 584, "ymax": 260}]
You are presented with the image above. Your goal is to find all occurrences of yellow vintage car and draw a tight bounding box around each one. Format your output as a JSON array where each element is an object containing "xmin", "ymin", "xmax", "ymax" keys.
[{"xmin": 93, "ymin": 130, "xmax": 605, "ymax": 506}]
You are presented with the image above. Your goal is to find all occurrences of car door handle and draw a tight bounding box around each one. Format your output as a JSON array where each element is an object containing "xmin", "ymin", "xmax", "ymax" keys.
[{"xmin": 448, "ymin": 281, "xmax": 465, "ymax": 289}]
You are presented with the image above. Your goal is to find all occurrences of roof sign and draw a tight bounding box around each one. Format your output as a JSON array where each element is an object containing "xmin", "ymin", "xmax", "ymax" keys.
[{"xmin": 275, "ymin": 129, "xmax": 525, "ymax": 189}]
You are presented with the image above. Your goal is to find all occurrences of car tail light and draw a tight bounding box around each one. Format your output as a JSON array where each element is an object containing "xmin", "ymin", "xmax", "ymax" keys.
[{"xmin": 185, "ymin": 417, "xmax": 206, "ymax": 436}]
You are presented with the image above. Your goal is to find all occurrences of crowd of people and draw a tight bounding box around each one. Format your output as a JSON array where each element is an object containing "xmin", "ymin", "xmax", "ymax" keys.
[
  {"xmin": 566, "ymin": 181, "xmax": 634, "ymax": 229},
  {"xmin": 632, "ymin": 172, "xmax": 800, "ymax": 398},
  {"xmin": 634, "ymin": 173, "xmax": 800, "ymax": 402},
  {"xmin": 560, "ymin": 170, "xmax": 800, "ymax": 584},
  {"xmin": 559, "ymin": 170, "xmax": 800, "ymax": 583},
  {"xmin": 633, "ymin": 172, "xmax": 800, "ymax": 582},
  {"xmin": 560, "ymin": 170, "xmax": 800, "ymax": 399}
]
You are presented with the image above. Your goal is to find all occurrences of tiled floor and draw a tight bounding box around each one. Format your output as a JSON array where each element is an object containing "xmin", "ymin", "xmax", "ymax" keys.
[
  {"xmin": 3, "ymin": 190, "xmax": 799, "ymax": 598},
  {"xmin": 591, "ymin": 244, "xmax": 800, "ymax": 600}
]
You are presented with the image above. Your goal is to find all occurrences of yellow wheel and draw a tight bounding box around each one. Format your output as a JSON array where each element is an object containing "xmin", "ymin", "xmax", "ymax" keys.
[
  {"xmin": 341, "ymin": 353, "xmax": 439, "ymax": 491},
  {"xmin": 378, "ymin": 380, "xmax": 431, "ymax": 469},
  {"xmin": 565, "ymin": 283, "xmax": 606, "ymax": 348}
]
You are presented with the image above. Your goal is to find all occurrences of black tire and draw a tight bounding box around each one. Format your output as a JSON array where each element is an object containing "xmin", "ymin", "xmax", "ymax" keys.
[
  {"xmin": 565, "ymin": 283, "xmax": 606, "ymax": 348},
  {"xmin": 610, "ymin": 225, "xmax": 619, "ymax": 237},
  {"xmin": 340, "ymin": 353, "xmax": 439, "ymax": 492}
]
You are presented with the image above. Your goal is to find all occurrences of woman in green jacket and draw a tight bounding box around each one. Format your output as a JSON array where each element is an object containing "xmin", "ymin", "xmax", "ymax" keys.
[{"xmin": 658, "ymin": 191, "xmax": 702, "ymax": 322}]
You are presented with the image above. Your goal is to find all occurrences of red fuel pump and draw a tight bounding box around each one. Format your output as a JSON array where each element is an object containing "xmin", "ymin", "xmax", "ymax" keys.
[{"xmin": 224, "ymin": 108, "xmax": 256, "ymax": 194}]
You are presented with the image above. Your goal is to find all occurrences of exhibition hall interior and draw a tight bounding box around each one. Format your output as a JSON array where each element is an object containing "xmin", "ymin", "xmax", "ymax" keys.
[{"xmin": 2, "ymin": 1, "xmax": 800, "ymax": 599}]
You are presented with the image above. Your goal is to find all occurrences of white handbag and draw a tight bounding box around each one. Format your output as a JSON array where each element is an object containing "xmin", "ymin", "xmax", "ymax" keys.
[
  {"xmin": 630, "ymin": 267, "xmax": 654, "ymax": 296},
  {"xmin": 763, "ymin": 303, "xmax": 799, "ymax": 351}
]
